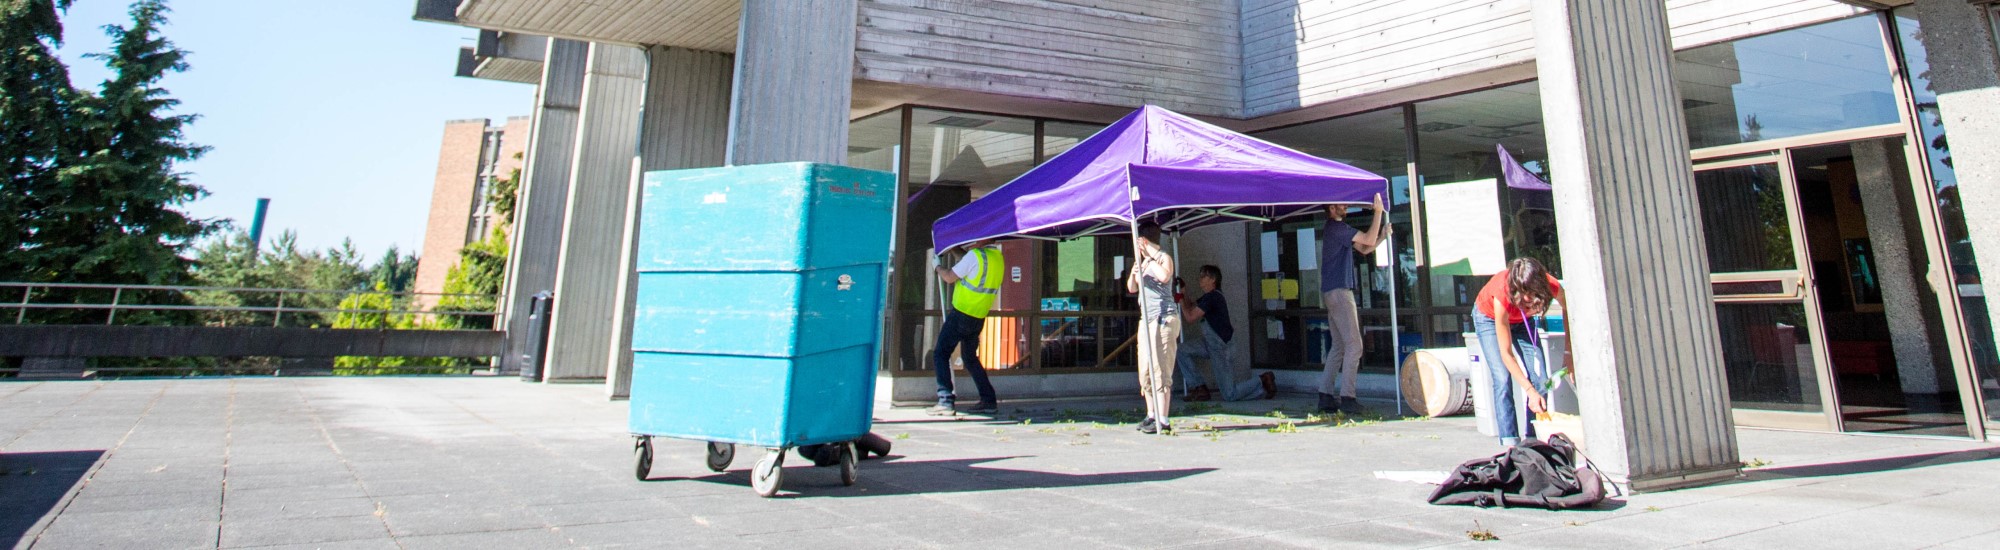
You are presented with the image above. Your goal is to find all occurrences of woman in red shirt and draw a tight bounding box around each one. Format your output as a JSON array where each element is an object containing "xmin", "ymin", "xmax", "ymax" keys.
[{"xmin": 1471, "ymin": 257, "xmax": 1571, "ymax": 447}]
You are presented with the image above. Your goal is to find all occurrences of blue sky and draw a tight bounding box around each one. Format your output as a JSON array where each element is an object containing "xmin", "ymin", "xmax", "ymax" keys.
[{"xmin": 55, "ymin": 0, "xmax": 535, "ymax": 260}]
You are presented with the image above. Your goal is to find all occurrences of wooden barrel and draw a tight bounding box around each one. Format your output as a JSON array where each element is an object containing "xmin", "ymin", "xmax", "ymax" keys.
[{"xmin": 1400, "ymin": 348, "xmax": 1477, "ymax": 417}]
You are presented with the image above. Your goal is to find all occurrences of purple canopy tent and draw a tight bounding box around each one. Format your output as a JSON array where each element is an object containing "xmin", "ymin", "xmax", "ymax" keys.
[
  {"xmin": 930, "ymin": 105, "xmax": 1388, "ymax": 252},
  {"xmin": 929, "ymin": 105, "xmax": 1404, "ymax": 413}
]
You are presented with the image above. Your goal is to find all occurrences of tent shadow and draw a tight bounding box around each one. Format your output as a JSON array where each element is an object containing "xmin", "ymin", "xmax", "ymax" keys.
[
  {"xmin": 0, "ymin": 450, "xmax": 105, "ymax": 547},
  {"xmin": 659, "ymin": 455, "xmax": 1216, "ymax": 498}
]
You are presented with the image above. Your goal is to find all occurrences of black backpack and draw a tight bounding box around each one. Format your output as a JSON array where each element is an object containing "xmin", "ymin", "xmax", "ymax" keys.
[{"xmin": 1426, "ymin": 433, "xmax": 1608, "ymax": 509}]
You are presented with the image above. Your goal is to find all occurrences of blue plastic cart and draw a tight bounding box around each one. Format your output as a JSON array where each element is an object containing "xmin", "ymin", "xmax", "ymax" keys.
[{"xmin": 626, "ymin": 163, "xmax": 896, "ymax": 497}]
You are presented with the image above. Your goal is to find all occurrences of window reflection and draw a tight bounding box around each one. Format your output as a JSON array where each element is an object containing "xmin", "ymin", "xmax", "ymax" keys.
[
  {"xmin": 1415, "ymin": 82, "xmax": 1560, "ymax": 310},
  {"xmin": 1676, "ymin": 16, "xmax": 1900, "ymax": 149}
]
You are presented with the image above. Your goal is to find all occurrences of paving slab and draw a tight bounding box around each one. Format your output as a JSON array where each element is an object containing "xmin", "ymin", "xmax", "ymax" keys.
[{"xmin": 1, "ymin": 377, "xmax": 1994, "ymax": 549}]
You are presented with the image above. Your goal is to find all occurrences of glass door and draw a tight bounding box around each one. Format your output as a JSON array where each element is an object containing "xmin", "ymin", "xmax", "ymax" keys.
[{"xmin": 1693, "ymin": 155, "xmax": 1842, "ymax": 431}]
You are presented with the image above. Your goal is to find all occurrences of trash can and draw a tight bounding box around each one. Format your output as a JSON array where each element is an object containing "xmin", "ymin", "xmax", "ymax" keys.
[
  {"xmin": 625, "ymin": 163, "xmax": 896, "ymax": 497},
  {"xmin": 521, "ymin": 291, "xmax": 554, "ymax": 382}
]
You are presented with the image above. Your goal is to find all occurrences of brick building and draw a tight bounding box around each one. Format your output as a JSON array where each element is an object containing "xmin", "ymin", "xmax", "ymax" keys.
[{"xmin": 414, "ymin": 116, "xmax": 529, "ymax": 306}]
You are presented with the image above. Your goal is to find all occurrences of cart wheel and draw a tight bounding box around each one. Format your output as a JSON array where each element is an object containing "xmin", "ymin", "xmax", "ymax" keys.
[
  {"xmin": 838, "ymin": 442, "xmax": 858, "ymax": 486},
  {"xmin": 633, "ymin": 436, "xmax": 654, "ymax": 481},
  {"xmin": 705, "ymin": 442, "xmax": 734, "ymax": 472},
  {"xmin": 752, "ymin": 448, "xmax": 785, "ymax": 497}
]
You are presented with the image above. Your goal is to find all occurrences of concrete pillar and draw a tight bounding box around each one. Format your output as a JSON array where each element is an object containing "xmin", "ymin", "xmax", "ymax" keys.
[
  {"xmin": 498, "ymin": 38, "xmax": 589, "ymax": 377},
  {"xmin": 1852, "ymin": 140, "xmax": 1938, "ymax": 394},
  {"xmin": 544, "ymin": 43, "xmax": 646, "ymax": 382},
  {"xmin": 727, "ymin": 0, "xmax": 858, "ymax": 165},
  {"xmin": 1532, "ymin": 0, "xmax": 1741, "ymax": 491},
  {"xmin": 1911, "ymin": 0, "xmax": 2000, "ymax": 395},
  {"xmin": 606, "ymin": 47, "xmax": 733, "ymax": 398}
]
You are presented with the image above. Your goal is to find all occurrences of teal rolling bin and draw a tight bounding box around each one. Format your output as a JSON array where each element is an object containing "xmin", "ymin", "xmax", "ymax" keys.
[{"xmin": 626, "ymin": 162, "xmax": 894, "ymax": 497}]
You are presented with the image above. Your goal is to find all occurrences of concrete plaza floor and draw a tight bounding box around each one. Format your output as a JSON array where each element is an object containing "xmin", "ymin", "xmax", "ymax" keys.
[{"xmin": 0, "ymin": 377, "xmax": 1995, "ymax": 549}]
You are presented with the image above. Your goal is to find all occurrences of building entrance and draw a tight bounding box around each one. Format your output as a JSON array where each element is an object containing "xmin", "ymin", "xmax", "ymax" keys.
[{"xmin": 1693, "ymin": 134, "xmax": 1983, "ymax": 437}]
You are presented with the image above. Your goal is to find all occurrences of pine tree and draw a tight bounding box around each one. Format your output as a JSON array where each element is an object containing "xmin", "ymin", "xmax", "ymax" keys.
[
  {"xmin": 38, "ymin": 0, "xmax": 215, "ymax": 286},
  {"xmin": 0, "ymin": 0, "xmax": 77, "ymax": 280}
]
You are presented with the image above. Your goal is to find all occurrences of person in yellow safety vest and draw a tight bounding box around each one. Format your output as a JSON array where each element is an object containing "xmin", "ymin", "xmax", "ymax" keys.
[{"xmin": 927, "ymin": 238, "xmax": 1005, "ymax": 416}]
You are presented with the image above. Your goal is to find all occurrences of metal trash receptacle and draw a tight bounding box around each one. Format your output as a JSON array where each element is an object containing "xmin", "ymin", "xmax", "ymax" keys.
[
  {"xmin": 625, "ymin": 163, "xmax": 895, "ymax": 497},
  {"xmin": 521, "ymin": 291, "xmax": 554, "ymax": 382}
]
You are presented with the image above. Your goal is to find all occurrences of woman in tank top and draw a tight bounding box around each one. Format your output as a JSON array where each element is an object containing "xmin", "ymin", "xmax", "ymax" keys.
[{"xmin": 1126, "ymin": 220, "xmax": 1180, "ymax": 434}]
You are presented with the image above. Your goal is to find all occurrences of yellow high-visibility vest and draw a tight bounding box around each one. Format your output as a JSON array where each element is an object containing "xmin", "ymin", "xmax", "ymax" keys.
[{"xmin": 951, "ymin": 246, "xmax": 1004, "ymax": 318}]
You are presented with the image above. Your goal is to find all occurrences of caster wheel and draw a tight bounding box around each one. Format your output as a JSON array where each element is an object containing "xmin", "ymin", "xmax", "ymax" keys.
[
  {"xmin": 633, "ymin": 436, "xmax": 654, "ymax": 481},
  {"xmin": 705, "ymin": 442, "xmax": 734, "ymax": 472},
  {"xmin": 838, "ymin": 442, "xmax": 858, "ymax": 486},
  {"xmin": 752, "ymin": 448, "xmax": 785, "ymax": 497}
]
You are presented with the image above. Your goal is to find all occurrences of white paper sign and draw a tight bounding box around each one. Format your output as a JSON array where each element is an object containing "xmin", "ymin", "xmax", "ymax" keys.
[
  {"xmin": 1298, "ymin": 227, "xmax": 1318, "ymax": 270},
  {"xmin": 1260, "ymin": 232, "xmax": 1280, "ymax": 272}
]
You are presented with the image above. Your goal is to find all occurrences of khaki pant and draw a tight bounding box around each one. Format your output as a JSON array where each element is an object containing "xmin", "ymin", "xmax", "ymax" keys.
[
  {"xmin": 1138, "ymin": 316, "xmax": 1182, "ymax": 408},
  {"xmin": 1320, "ymin": 289, "xmax": 1362, "ymax": 398}
]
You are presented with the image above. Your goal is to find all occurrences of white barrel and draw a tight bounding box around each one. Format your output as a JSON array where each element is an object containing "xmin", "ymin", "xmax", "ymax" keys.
[{"xmin": 1399, "ymin": 348, "xmax": 1476, "ymax": 417}]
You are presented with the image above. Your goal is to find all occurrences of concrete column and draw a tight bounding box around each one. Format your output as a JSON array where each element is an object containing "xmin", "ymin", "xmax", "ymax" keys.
[
  {"xmin": 498, "ymin": 38, "xmax": 589, "ymax": 376},
  {"xmin": 544, "ymin": 43, "xmax": 646, "ymax": 382},
  {"xmin": 1912, "ymin": 0, "xmax": 2000, "ymax": 390},
  {"xmin": 606, "ymin": 47, "xmax": 734, "ymax": 398},
  {"xmin": 1853, "ymin": 140, "xmax": 1938, "ymax": 394},
  {"xmin": 1532, "ymin": 0, "xmax": 1741, "ymax": 491},
  {"xmin": 727, "ymin": 0, "xmax": 857, "ymax": 165}
]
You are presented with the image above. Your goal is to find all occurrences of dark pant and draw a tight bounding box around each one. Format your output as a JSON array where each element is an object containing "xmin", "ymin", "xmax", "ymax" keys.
[{"xmin": 933, "ymin": 309, "xmax": 995, "ymax": 405}]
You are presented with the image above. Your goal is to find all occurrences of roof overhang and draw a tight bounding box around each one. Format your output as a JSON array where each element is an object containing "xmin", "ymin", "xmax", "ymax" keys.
[
  {"xmin": 1828, "ymin": 0, "xmax": 1913, "ymax": 8},
  {"xmin": 420, "ymin": 0, "xmax": 740, "ymax": 51},
  {"xmin": 448, "ymin": 29, "xmax": 545, "ymax": 84}
]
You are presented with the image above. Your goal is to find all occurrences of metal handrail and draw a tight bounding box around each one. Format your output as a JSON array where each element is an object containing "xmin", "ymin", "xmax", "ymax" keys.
[{"xmin": 2, "ymin": 281, "xmax": 502, "ymax": 327}]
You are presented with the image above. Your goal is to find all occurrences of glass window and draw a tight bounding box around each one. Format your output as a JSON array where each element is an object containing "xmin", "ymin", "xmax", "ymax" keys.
[
  {"xmin": 1694, "ymin": 164, "xmax": 1796, "ymax": 273},
  {"xmin": 847, "ymin": 109, "xmax": 901, "ymax": 172},
  {"xmin": 1415, "ymin": 82, "xmax": 1560, "ymax": 310},
  {"xmin": 1255, "ymin": 108, "xmax": 1414, "ymax": 308},
  {"xmin": 1043, "ymin": 121, "xmax": 1105, "ymax": 160},
  {"xmin": 1675, "ymin": 16, "xmax": 1901, "ymax": 149}
]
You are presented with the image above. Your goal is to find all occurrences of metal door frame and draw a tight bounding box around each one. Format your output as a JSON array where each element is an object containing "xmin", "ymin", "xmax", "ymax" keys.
[{"xmin": 1691, "ymin": 153, "xmax": 1844, "ymax": 432}]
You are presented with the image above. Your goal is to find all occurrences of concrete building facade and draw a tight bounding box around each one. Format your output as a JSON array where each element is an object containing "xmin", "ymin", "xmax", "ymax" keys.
[
  {"xmin": 419, "ymin": 0, "xmax": 2000, "ymax": 490},
  {"xmin": 414, "ymin": 116, "xmax": 529, "ymax": 307}
]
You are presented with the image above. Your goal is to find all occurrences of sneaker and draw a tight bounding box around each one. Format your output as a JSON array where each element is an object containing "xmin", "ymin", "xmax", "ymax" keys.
[
  {"xmin": 925, "ymin": 402, "xmax": 957, "ymax": 416},
  {"xmin": 964, "ymin": 401, "xmax": 998, "ymax": 414},
  {"xmin": 1317, "ymin": 392, "xmax": 1340, "ymax": 413},
  {"xmin": 1137, "ymin": 417, "xmax": 1159, "ymax": 434},
  {"xmin": 1157, "ymin": 419, "xmax": 1173, "ymax": 435},
  {"xmin": 1259, "ymin": 372, "xmax": 1278, "ymax": 400},
  {"xmin": 1339, "ymin": 396, "xmax": 1366, "ymax": 416}
]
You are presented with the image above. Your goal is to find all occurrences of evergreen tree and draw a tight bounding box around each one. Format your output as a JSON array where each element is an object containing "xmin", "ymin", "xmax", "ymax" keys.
[
  {"xmin": 39, "ymin": 0, "xmax": 215, "ymax": 285},
  {"xmin": 0, "ymin": 0, "xmax": 77, "ymax": 280},
  {"xmin": 367, "ymin": 246, "xmax": 418, "ymax": 293}
]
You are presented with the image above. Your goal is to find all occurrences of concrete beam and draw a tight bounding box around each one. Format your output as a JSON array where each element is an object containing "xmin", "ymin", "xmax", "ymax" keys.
[
  {"xmin": 606, "ymin": 46, "xmax": 733, "ymax": 398},
  {"xmin": 726, "ymin": 0, "xmax": 858, "ymax": 165},
  {"xmin": 544, "ymin": 43, "xmax": 647, "ymax": 382},
  {"xmin": 498, "ymin": 38, "xmax": 589, "ymax": 376},
  {"xmin": 1533, "ymin": 0, "xmax": 1741, "ymax": 492}
]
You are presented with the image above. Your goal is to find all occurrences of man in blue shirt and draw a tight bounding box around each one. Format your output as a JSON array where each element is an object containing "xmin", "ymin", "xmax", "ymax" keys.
[
  {"xmin": 1177, "ymin": 265, "xmax": 1273, "ymax": 402},
  {"xmin": 1320, "ymin": 194, "xmax": 1387, "ymax": 414}
]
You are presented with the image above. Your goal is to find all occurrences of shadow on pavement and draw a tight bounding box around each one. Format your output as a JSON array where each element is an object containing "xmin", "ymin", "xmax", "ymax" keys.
[
  {"xmin": 0, "ymin": 450, "xmax": 105, "ymax": 547},
  {"xmin": 659, "ymin": 456, "xmax": 1215, "ymax": 497},
  {"xmin": 1738, "ymin": 447, "xmax": 2000, "ymax": 482}
]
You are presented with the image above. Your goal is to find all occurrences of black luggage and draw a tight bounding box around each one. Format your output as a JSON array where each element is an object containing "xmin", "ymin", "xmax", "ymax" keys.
[{"xmin": 1427, "ymin": 433, "xmax": 1607, "ymax": 510}]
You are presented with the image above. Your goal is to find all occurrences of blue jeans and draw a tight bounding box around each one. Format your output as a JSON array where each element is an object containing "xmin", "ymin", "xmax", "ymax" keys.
[
  {"xmin": 1472, "ymin": 308, "xmax": 1546, "ymax": 446},
  {"xmin": 933, "ymin": 309, "xmax": 995, "ymax": 405},
  {"xmin": 1177, "ymin": 323, "xmax": 1263, "ymax": 401}
]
